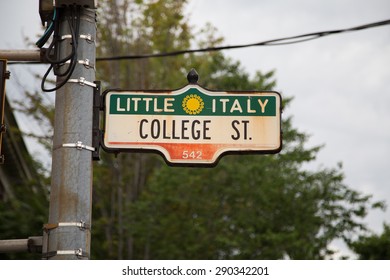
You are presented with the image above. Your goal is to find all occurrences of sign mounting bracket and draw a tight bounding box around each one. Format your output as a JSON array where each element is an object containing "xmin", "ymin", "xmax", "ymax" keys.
[
  {"xmin": 100, "ymin": 69, "xmax": 282, "ymax": 167},
  {"xmin": 92, "ymin": 80, "xmax": 102, "ymax": 161}
]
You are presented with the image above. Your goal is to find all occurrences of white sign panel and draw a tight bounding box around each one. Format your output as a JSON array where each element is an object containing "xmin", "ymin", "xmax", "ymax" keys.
[{"xmin": 103, "ymin": 84, "xmax": 282, "ymax": 166}]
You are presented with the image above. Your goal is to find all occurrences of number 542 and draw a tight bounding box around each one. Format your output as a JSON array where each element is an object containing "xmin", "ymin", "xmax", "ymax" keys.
[{"xmin": 182, "ymin": 150, "xmax": 202, "ymax": 159}]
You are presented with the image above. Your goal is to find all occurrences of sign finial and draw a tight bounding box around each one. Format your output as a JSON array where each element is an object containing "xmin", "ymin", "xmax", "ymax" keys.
[{"xmin": 187, "ymin": 69, "xmax": 199, "ymax": 84}]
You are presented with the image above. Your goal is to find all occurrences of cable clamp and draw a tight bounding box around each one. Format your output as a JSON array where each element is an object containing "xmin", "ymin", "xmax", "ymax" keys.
[
  {"xmin": 67, "ymin": 77, "xmax": 97, "ymax": 88},
  {"xmin": 65, "ymin": 59, "xmax": 95, "ymax": 70},
  {"xmin": 79, "ymin": 58, "xmax": 95, "ymax": 69},
  {"xmin": 43, "ymin": 220, "xmax": 91, "ymax": 232},
  {"xmin": 43, "ymin": 248, "xmax": 88, "ymax": 259},
  {"xmin": 62, "ymin": 141, "xmax": 96, "ymax": 152},
  {"xmin": 58, "ymin": 221, "xmax": 90, "ymax": 230},
  {"xmin": 60, "ymin": 34, "xmax": 95, "ymax": 43},
  {"xmin": 60, "ymin": 34, "xmax": 73, "ymax": 40},
  {"xmin": 79, "ymin": 34, "xmax": 95, "ymax": 43},
  {"xmin": 58, "ymin": 249, "xmax": 84, "ymax": 257}
]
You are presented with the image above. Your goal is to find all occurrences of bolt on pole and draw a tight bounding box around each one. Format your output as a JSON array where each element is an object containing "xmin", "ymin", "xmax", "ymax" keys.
[{"xmin": 42, "ymin": 6, "xmax": 96, "ymax": 260}]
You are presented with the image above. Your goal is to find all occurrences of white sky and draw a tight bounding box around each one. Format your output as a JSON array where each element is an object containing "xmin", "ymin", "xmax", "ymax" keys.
[
  {"xmin": 186, "ymin": 0, "xmax": 390, "ymax": 237},
  {"xmin": 1, "ymin": 0, "xmax": 390, "ymax": 258},
  {"xmin": 185, "ymin": 0, "xmax": 390, "ymax": 257}
]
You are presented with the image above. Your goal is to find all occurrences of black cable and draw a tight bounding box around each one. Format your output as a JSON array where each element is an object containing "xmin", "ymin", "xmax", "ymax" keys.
[
  {"xmin": 96, "ymin": 19, "xmax": 390, "ymax": 61},
  {"xmin": 54, "ymin": 11, "xmax": 78, "ymax": 77},
  {"xmin": 41, "ymin": 6, "xmax": 80, "ymax": 92},
  {"xmin": 8, "ymin": 18, "xmax": 390, "ymax": 66},
  {"xmin": 36, "ymin": 9, "xmax": 57, "ymax": 48}
]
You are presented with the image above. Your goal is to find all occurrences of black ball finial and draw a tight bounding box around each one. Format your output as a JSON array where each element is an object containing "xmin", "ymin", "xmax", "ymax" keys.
[{"xmin": 187, "ymin": 68, "xmax": 199, "ymax": 84}]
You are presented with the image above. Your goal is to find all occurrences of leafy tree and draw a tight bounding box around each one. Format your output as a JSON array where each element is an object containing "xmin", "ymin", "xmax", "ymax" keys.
[
  {"xmin": 349, "ymin": 224, "xmax": 390, "ymax": 259},
  {"xmin": 7, "ymin": 0, "xmax": 385, "ymax": 260},
  {"xmin": 0, "ymin": 174, "xmax": 49, "ymax": 260},
  {"xmin": 0, "ymin": 122, "xmax": 49, "ymax": 260},
  {"xmin": 91, "ymin": 0, "xmax": 385, "ymax": 259},
  {"xmin": 124, "ymin": 106, "xmax": 384, "ymax": 259}
]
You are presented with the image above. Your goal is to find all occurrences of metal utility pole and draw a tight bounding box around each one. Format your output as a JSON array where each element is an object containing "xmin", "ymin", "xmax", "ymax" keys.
[{"xmin": 42, "ymin": 4, "xmax": 97, "ymax": 260}]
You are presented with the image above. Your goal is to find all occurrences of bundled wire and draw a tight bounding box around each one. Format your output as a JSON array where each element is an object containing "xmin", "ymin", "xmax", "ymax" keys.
[
  {"xmin": 36, "ymin": 9, "xmax": 57, "ymax": 48},
  {"xmin": 39, "ymin": 6, "xmax": 80, "ymax": 92}
]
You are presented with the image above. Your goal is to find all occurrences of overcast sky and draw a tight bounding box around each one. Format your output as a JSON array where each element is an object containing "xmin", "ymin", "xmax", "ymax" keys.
[
  {"xmin": 1, "ymin": 0, "xmax": 390, "ymax": 258},
  {"xmin": 185, "ymin": 0, "xmax": 390, "ymax": 253}
]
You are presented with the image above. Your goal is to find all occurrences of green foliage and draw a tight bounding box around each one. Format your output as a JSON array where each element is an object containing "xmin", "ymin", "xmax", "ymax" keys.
[
  {"xmin": 116, "ymin": 108, "xmax": 382, "ymax": 259},
  {"xmin": 0, "ymin": 155, "xmax": 49, "ymax": 260},
  {"xmin": 12, "ymin": 89, "xmax": 54, "ymax": 152},
  {"xmin": 97, "ymin": 0, "xmax": 193, "ymax": 89},
  {"xmin": 349, "ymin": 224, "xmax": 390, "ymax": 259}
]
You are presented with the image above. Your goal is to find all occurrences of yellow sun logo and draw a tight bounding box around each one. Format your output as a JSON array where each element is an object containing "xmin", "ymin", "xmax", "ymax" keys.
[{"xmin": 182, "ymin": 94, "xmax": 204, "ymax": 115}]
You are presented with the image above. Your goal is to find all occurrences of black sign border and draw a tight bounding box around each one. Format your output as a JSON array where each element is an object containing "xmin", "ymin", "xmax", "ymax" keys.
[{"xmin": 100, "ymin": 83, "xmax": 283, "ymax": 167}]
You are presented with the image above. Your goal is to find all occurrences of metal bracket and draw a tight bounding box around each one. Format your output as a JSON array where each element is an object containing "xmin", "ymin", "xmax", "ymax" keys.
[
  {"xmin": 79, "ymin": 34, "xmax": 95, "ymax": 43},
  {"xmin": 62, "ymin": 141, "xmax": 96, "ymax": 152},
  {"xmin": 67, "ymin": 77, "xmax": 97, "ymax": 88},
  {"xmin": 65, "ymin": 58, "xmax": 95, "ymax": 70},
  {"xmin": 60, "ymin": 34, "xmax": 95, "ymax": 44},
  {"xmin": 92, "ymin": 81, "xmax": 101, "ymax": 161},
  {"xmin": 58, "ymin": 249, "xmax": 84, "ymax": 257},
  {"xmin": 80, "ymin": 58, "xmax": 94, "ymax": 69},
  {"xmin": 43, "ymin": 248, "xmax": 88, "ymax": 259},
  {"xmin": 42, "ymin": 222, "xmax": 90, "ymax": 259},
  {"xmin": 58, "ymin": 221, "xmax": 90, "ymax": 230},
  {"xmin": 60, "ymin": 34, "xmax": 73, "ymax": 40},
  {"xmin": 43, "ymin": 221, "xmax": 90, "ymax": 232}
]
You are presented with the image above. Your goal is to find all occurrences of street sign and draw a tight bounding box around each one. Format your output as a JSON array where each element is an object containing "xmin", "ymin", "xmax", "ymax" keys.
[{"xmin": 102, "ymin": 74, "xmax": 282, "ymax": 166}]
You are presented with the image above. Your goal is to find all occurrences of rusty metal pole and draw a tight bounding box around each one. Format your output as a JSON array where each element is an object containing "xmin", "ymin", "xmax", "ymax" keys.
[{"xmin": 42, "ymin": 6, "xmax": 96, "ymax": 260}]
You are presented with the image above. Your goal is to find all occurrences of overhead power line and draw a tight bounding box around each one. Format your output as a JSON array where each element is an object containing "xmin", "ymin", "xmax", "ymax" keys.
[
  {"xmin": 96, "ymin": 19, "xmax": 390, "ymax": 62},
  {"xmin": 7, "ymin": 18, "xmax": 390, "ymax": 65}
]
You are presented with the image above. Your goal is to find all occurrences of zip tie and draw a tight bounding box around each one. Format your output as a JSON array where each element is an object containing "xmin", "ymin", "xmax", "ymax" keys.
[
  {"xmin": 62, "ymin": 141, "xmax": 96, "ymax": 152},
  {"xmin": 67, "ymin": 77, "xmax": 97, "ymax": 88}
]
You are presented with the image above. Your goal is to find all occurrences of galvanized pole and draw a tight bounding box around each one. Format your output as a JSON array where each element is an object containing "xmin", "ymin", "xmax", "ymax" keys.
[{"xmin": 42, "ymin": 6, "xmax": 96, "ymax": 260}]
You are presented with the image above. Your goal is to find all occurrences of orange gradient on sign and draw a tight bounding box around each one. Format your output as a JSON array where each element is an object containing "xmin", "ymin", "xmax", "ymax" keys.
[{"xmin": 107, "ymin": 141, "xmax": 269, "ymax": 163}]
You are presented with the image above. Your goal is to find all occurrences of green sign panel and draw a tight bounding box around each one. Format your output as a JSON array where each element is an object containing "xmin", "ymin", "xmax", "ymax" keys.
[{"xmin": 110, "ymin": 89, "xmax": 277, "ymax": 117}]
